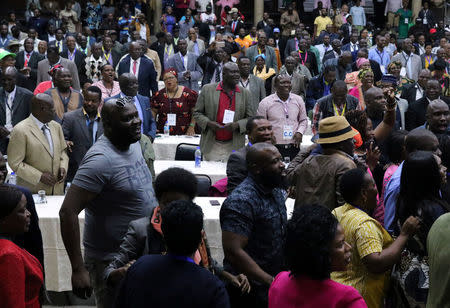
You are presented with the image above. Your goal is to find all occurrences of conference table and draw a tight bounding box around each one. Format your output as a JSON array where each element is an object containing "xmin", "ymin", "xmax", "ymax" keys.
[
  {"xmin": 35, "ymin": 195, "xmax": 295, "ymax": 292},
  {"xmin": 154, "ymin": 160, "xmax": 227, "ymax": 184},
  {"xmin": 152, "ymin": 134, "xmax": 314, "ymax": 161}
]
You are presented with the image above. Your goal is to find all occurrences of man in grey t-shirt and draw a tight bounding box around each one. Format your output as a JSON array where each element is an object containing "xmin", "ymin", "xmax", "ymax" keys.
[{"xmin": 60, "ymin": 97, "xmax": 157, "ymax": 308}]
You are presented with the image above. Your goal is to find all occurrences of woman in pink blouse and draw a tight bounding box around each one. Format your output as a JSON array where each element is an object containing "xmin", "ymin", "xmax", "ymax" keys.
[
  {"xmin": 92, "ymin": 64, "xmax": 121, "ymax": 103},
  {"xmin": 269, "ymin": 205, "xmax": 367, "ymax": 308}
]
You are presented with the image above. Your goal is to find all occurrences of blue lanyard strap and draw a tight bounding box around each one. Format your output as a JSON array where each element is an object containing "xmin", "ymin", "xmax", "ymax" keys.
[{"xmin": 168, "ymin": 254, "xmax": 195, "ymax": 264}]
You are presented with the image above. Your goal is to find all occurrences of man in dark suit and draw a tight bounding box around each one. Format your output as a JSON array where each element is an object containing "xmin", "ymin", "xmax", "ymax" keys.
[
  {"xmin": 150, "ymin": 32, "xmax": 166, "ymax": 74},
  {"xmin": 406, "ymin": 79, "xmax": 450, "ymax": 131},
  {"xmin": 228, "ymin": 12, "xmax": 245, "ymax": 36},
  {"xmin": 0, "ymin": 67, "xmax": 33, "ymax": 153},
  {"xmin": 305, "ymin": 65, "xmax": 336, "ymax": 112},
  {"xmin": 102, "ymin": 36, "xmax": 121, "ymax": 69},
  {"xmin": 226, "ymin": 116, "xmax": 274, "ymax": 194},
  {"xmin": 108, "ymin": 73, "xmax": 156, "ymax": 141},
  {"xmin": 14, "ymin": 38, "xmax": 44, "ymax": 91},
  {"xmin": 117, "ymin": 42, "xmax": 158, "ymax": 98},
  {"xmin": 116, "ymin": 200, "xmax": 230, "ymax": 308},
  {"xmin": 401, "ymin": 68, "xmax": 430, "ymax": 106},
  {"xmin": 322, "ymin": 39, "xmax": 342, "ymax": 64},
  {"xmin": 418, "ymin": 2, "xmax": 435, "ymax": 30},
  {"xmin": 284, "ymin": 29, "xmax": 302, "ymax": 60},
  {"xmin": 197, "ymin": 45, "xmax": 226, "ymax": 86},
  {"xmin": 342, "ymin": 33, "xmax": 359, "ymax": 61},
  {"xmin": 60, "ymin": 35, "xmax": 86, "ymax": 86},
  {"xmin": 166, "ymin": 39, "xmax": 203, "ymax": 92},
  {"xmin": 62, "ymin": 86, "xmax": 104, "ymax": 182}
]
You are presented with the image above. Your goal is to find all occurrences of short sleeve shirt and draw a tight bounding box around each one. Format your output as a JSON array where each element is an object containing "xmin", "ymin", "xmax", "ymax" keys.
[
  {"xmin": 73, "ymin": 135, "xmax": 157, "ymax": 260},
  {"xmin": 220, "ymin": 176, "xmax": 287, "ymax": 277}
]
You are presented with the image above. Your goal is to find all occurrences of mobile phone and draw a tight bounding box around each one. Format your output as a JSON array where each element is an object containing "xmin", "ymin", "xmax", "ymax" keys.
[{"xmin": 210, "ymin": 200, "xmax": 221, "ymax": 206}]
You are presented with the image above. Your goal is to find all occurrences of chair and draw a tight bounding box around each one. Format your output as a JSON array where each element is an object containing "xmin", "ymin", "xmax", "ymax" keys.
[
  {"xmin": 175, "ymin": 143, "xmax": 199, "ymax": 161},
  {"xmin": 196, "ymin": 174, "xmax": 212, "ymax": 197}
]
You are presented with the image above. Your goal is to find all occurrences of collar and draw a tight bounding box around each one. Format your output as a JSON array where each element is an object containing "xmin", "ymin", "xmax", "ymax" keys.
[
  {"xmin": 274, "ymin": 93, "xmax": 291, "ymax": 103},
  {"xmin": 247, "ymin": 174, "xmax": 275, "ymax": 197},
  {"xmin": 31, "ymin": 113, "xmax": 47, "ymax": 128},
  {"xmin": 82, "ymin": 107, "xmax": 101, "ymax": 120},
  {"xmin": 216, "ymin": 82, "xmax": 241, "ymax": 93},
  {"xmin": 120, "ymin": 92, "xmax": 137, "ymax": 99},
  {"xmin": 25, "ymin": 50, "xmax": 33, "ymax": 56},
  {"xmin": 5, "ymin": 86, "xmax": 16, "ymax": 97},
  {"xmin": 131, "ymin": 56, "xmax": 141, "ymax": 63}
]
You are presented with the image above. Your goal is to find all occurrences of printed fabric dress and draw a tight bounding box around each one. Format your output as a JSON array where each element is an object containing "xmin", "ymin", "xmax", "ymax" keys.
[{"xmin": 151, "ymin": 87, "xmax": 198, "ymax": 135}]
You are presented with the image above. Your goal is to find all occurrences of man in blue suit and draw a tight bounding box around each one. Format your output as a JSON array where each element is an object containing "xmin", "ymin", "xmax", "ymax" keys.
[
  {"xmin": 117, "ymin": 42, "xmax": 158, "ymax": 98},
  {"xmin": 107, "ymin": 73, "xmax": 157, "ymax": 141}
]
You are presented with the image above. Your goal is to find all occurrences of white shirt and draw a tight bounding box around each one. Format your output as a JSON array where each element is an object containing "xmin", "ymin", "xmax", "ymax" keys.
[
  {"xmin": 4, "ymin": 86, "xmax": 16, "ymax": 132},
  {"xmin": 416, "ymin": 85, "xmax": 424, "ymax": 101},
  {"xmin": 239, "ymin": 77, "xmax": 250, "ymax": 90},
  {"xmin": 350, "ymin": 42, "xmax": 359, "ymax": 53},
  {"xmin": 129, "ymin": 57, "xmax": 141, "ymax": 78},
  {"xmin": 31, "ymin": 113, "xmax": 53, "ymax": 156},
  {"xmin": 139, "ymin": 24, "xmax": 147, "ymax": 41}
]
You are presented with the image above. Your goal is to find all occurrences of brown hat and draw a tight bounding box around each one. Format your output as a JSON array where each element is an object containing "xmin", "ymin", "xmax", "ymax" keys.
[{"xmin": 316, "ymin": 116, "xmax": 357, "ymax": 144}]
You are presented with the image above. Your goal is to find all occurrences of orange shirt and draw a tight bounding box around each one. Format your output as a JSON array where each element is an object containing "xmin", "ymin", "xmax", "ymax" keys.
[{"xmin": 235, "ymin": 37, "xmax": 250, "ymax": 49}]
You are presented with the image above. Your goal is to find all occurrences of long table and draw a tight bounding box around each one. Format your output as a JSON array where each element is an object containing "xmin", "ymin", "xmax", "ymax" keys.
[
  {"xmin": 152, "ymin": 134, "xmax": 315, "ymax": 161},
  {"xmin": 154, "ymin": 160, "xmax": 227, "ymax": 184},
  {"xmin": 35, "ymin": 196, "xmax": 294, "ymax": 292}
]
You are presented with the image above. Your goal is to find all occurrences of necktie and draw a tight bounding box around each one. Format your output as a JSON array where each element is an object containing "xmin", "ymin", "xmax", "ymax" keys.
[
  {"xmin": 24, "ymin": 53, "xmax": 31, "ymax": 67},
  {"xmin": 133, "ymin": 60, "xmax": 137, "ymax": 75},
  {"xmin": 232, "ymin": 22, "xmax": 236, "ymax": 32},
  {"xmin": 41, "ymin": 125, "xmax": 53, "ymax": 156},
  {"xmin": 215, "ymin": 65, "xmax": 221, "ymax": 82},
  {"xmin": 87, "ymin": 120, "xmax": 94, "ymax": 145}
]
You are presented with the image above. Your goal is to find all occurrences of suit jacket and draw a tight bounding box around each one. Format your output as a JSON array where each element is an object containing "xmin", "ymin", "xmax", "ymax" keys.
[
  {"xmin": 107, "ymin": 93, "xmax": 156, "ymax": 139},
  {"xmin": 166, "ymin": 52, "xmax": 203, "ymax": 92},
  {"xmin": 61, "ymin": 108, "xmax": 104, "ymax": 181},
  {"xmin": 418, "ymin": 9, "xmax": 434, "ymax": 28},
  {"xmin": 105, "ymin": 49, "xmax": 122, "ymax": 69},
  {"xmin": 150, "ymin": 41, "xmax": 165, "ymax": 72},
  {"xmin": 197, "ymin": 54, "xmax": 220, "ymax": 86},
  {"xmin": 7, "ymin": 116, "xmax": 69, "ymax": 195},
  {"xmin": 228, "ymin": 20, "xmax": 245, "ymax": 35},
  {"xmin": 14, "ymin": 51, "xmax": 45, "ymax": 91},
  {"xmin": 226, "ymin": 145, "xmax": 249, "ymax": 194},
  {"xmin": 117, "ymin": 55, "xmax": 158, "ymax": 97},
  {"xmin": 36, "ymin": 57, "xmax": 81, "ymax": 90},
  {"xmin": 0, "ymin": 86, "xmax": 33, "ymax": 153},
  {"xmin": 391, "ymin": 52, "xmax": 422, "ymax": 81},
  {"xmin": 420, "ymin": 53, "xmax": 436, "ymax": 69},
  {"xmin": 246, "ymin": 45, "xmax": 277, "ymax": 72},
  {"xmin": 306, "ymin": 74, "xmax": 327, "ymax": 112},
  {"xmin": 193, "ymin": 83, "xmax": 253, "ymax": 155},
  {"xmin": 187, "ymin": 39, "xmax": 206, "ymax": 56},
  {"xmin": 406, "ymin": 96, "xmax": 450, "ymax": 131},
  {"xmin": 401, "ymin": 82, "xmax": 425, "ymax": 106},
  {"xmin": 61, "ymin": 48, "xmax": 87, "ymax": 85},
  {"xmin": 284, "ymin": 38, "xmax": 299, "ymax": 59},
  {"xmin": 246, "ymin": 75, "xmax": 266, "ymax": 114}
]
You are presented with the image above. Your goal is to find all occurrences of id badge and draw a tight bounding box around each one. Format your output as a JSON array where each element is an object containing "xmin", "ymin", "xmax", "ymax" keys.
[
  {"xmin": 380, "ymin": 65, "xmax": 386, "ymax": 74},
  {"xmin": 400, "ymin": 67, "xmax": 407, "ymax": 77},
  {"xmin": 404, "ymin": 18, "xmax": 408, "ymax": 24},
  {"xmin": 283, "ymin": 125, "xmax": 293, "ymax": 140},
  {"xmin": 167, "ymin": 113, "xmax": 176, "ymax": 126},
  {"xmin": 223, "ymin": 109, "xmax": 235, "ymax": 124}
]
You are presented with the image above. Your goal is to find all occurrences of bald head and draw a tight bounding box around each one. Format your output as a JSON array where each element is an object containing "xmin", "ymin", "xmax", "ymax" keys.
[
  {"xmin": 426, "ymin": 99, "xmax": 450, "ymax": 134},
  {"xmin": 118, "ymin": 73, "xmax": 138, "ymax": 96},
  {"xmin": 246, "ymin": 143, "xmax": 279, "ymax": 171},
  {"xmin": 31, "ymin": 94, "xmax": 54, "ymax": 123},
  {"xmin": 222, "ymin": 62, "xmax": 240, "ymax": 87},
  {"xmin": 405, "ymin": 128, "xmax": 440, "ymax": 155}
]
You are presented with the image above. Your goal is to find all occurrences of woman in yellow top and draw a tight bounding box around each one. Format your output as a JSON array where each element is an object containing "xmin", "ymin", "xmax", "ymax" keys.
[
  {"xmin": 331, "ymin": 168, "xmax": 420, "ymax": 308},
  {"xmin": 253, "ymin": 54, "xmax": 276, "ymax": 96}
]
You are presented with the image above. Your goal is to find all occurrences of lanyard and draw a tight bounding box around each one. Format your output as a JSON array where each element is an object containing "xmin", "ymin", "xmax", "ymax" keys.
[
  {"xmin": 165, "ymin": 45, "xmax": 173, "ymax": 56},
  {"xmin": 68, "ymin": 48, "xmax": 76, "ymax": 61},
  {"xmin": 240, "ymin": 79, "xmax": 249, "ymax": 88},
  {"xmin": 376, "ymin": 49, "xmax": 385, "ymax": 64},
  {"xmin": 333, "ymin": 102, "xmax": 346, "ymax": 116},
  {"xmin": 425, "ymin": 55, "xmax": 433, "ymax": 66},
  {"xmin": 299, "ymin": 51, "xmax": 307, "ymax": 65},
  {"xmin": 223, "ymin": 87, "xmax": 235, "ymax": 109},
  {"xmin": 102, "ymin": 47, "xmax": 111, "ymax": 61},
  {"xmin": 402, "ymin": 52, "xmax": 410, "ymax": 64},
  {"xmin": 278, "ymin": 97, "xmax": 290, "ymax": 119}
]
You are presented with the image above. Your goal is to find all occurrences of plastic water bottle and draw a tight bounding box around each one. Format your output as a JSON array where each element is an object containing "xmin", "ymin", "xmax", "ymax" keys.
[
  {"xmin": 194, "ymin": 147, "xmax": 202, "ymax": 168},
  {"xmin": 163, "ymin": 121, "xmax": 170, "ymax": 135},
  {"xmin": 8, "ymin": 172, "xmax": 16, "ymax": 185},
  {"xmin": 65, "ymin": 182, "xmax": 71, "ymax": 195}
]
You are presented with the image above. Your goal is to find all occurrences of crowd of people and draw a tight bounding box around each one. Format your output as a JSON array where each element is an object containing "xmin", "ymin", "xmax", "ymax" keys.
[{"xmin": 0, "ymin": 0, "xmax": 450, "ymax": 307}]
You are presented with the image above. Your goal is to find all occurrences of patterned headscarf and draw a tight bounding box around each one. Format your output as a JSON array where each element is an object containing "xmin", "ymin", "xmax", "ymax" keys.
[
  {"xmin": 356, "ymin": 58, "xmax": 370, "ymax": 69},
  {"xmin": 358, "ymin": 68, "xmax": 373, "ymax": 80}
]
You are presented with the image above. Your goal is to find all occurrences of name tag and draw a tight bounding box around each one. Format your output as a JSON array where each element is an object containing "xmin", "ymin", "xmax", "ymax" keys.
[
  {"xmin": 283, "ymin": 125, "xmax": 294, "ymax": 140},
  {"xmin": 400, "ymin": 67, "xmax": 407, "ymax": 77},
  {"xmin": 167, "ymin": 113, "xmax": 176, "ymax": 126},
  {"xmin": 405, "ymin": 18, "xmax": 408, "ymax": 24},
  {"xmin": 380, "ymin": 65, "xmax": 386, "ymax": 74},
  {"xmin": 223, "ymin": 109, "xmax": 235, "ymax": 124}
]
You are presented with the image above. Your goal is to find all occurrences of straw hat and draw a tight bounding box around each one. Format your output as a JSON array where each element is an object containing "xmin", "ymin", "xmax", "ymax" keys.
[{"xmin": 316, "ymin": 116, "xmax": 357, "ymax": 144}]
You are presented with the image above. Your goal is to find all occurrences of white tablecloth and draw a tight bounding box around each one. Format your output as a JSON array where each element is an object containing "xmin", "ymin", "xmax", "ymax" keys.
[
  {"xmin": 153, "ymin": 135, "xmax": 200, "ymax": 160},
  {"xmin": 36, "ymin": 196, "xmax": 294, "ymax": 292},
  {"xmin": 154, "ymin": 160, "xmax": 227, "ymax": 184}
]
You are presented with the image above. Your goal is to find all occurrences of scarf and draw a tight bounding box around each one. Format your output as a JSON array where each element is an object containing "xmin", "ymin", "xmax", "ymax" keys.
[
  {"xmin": 150, "ymin": 206, "xmax": 210, "ymax": 269},
  {"xmin": 253, "ymin": 65, "xmax": 276, "ymax": 80}
]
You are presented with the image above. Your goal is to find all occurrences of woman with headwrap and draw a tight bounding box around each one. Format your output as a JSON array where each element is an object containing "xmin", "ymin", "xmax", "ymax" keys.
[
  {"xmin": 345, "ymin": 57, "xmax": 371, "ymax": 88},
  {"xmin": 348, "ymin": 68, "xmax": 375, "ymax": 110},
  {"xmin": 253, "ymin": 54, "xmax": 276, "ymax": 96},
  {"xmin": 151, "ymin": 68, "xmax": 198, "ymax": 135},
  {"xmin": 385, "ymin": 61, "xmax": 414, "ymax": 96}
]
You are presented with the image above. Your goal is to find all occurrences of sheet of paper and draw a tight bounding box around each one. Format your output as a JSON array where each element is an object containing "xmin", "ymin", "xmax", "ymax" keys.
[{"xmin": 167, "ymin": 113, "xmax": 176, "ymax": 126}]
